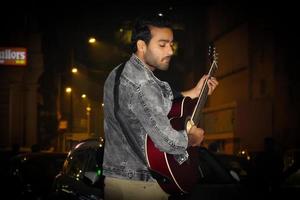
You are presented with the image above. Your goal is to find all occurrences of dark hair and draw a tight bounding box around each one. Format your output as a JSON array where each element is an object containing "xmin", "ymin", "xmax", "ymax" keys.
[{"xmin": 131, "ymin": 13, "xmax": 172, "ymax": 53}]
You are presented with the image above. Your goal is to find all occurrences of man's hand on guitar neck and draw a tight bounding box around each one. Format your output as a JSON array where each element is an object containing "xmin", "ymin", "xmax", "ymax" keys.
[
  {"xmin": 181, "ymin": 75, "xmax": 219, "ymax": 99},
  {"xmin": 187, "ymin": 124, "xmax": 205, "ymax": 147}
]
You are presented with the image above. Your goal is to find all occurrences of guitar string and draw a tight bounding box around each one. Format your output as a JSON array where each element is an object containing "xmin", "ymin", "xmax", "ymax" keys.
[{"xmin": 191, "ymin": 60, "xmax": 218, "ymax": 123}]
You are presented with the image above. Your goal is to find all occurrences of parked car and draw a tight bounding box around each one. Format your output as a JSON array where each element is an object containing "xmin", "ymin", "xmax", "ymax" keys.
[
  {"xmin": 49, "ymin": 138, "xmax": 105, "ymax": 200},
  {"xmin": 213, "ymin": 152, "xmax": 253, "ymax": 184},
  {"xmin": 7, "ymin": 151, "xmax": 67, "ymax": 200},
  {"xmin": 188, "ymin": 149, "xmax": 254, "ymax": 200},
  {"xmin": 279, "ymin": 149, "xmax": 300, "ymax": 198},
  {"xmin": 50, "ymin": 140, "xmax": 254, "ymax": 200}
]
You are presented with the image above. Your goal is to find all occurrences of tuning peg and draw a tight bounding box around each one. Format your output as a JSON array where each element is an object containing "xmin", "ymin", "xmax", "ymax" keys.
[{"xmin": 208, "ymin": 46, "xmax": 212, "ymax": 55}]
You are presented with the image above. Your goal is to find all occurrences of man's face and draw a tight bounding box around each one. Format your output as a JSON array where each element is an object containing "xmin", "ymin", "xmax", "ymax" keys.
[{"xmin": 144, "ymin": 26, "xmax": 174, "ymax": 71}]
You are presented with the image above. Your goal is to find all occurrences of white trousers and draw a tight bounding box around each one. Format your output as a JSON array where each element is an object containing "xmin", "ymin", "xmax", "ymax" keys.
[{"xmin": 104, "ymin": 177, "xmax": 169, "ymax": 200}]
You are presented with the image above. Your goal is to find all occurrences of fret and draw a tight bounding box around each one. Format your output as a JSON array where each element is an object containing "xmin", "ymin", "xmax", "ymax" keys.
[{"xmin": 191, "ymin": 46, "xmax": 218, "ymax": 126}]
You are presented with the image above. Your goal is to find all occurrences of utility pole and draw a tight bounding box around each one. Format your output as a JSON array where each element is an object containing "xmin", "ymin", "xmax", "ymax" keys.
[
  {"xmin": 87, "ymin": 107, "xmax": 91, "ymax": 134},
  {"xmin": 69, "ymin": 47, "xmax": 74, "ymax": 133}
]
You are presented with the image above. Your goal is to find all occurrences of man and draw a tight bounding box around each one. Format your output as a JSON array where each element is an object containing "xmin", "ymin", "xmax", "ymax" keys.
[{"xmin": 103, "ymin": 13, "xmax": 218, "ymax": 200}]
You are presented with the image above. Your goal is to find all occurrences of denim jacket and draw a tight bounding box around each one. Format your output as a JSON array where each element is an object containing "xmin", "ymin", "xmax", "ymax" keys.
[{"xmin": 103, "ymin": 54, "xmax": 189, "ymax": 181}]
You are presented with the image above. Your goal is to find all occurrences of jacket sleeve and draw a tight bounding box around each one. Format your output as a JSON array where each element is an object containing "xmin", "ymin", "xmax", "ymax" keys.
[{"xmin": 131, "ymin": 80, "xmax": 189, "ymax": 161}]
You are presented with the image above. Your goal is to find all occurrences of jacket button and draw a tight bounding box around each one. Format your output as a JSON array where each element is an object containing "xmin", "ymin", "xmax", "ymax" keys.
[{"xmin": 128, "ymin": 171, "xmax": 134, "ymax": 179}]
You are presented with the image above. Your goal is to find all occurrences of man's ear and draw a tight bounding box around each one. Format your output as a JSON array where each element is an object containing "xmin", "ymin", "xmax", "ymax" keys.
[{"xmin": 137, "ymin": 40, "xmax": 146, "ymax": 53}]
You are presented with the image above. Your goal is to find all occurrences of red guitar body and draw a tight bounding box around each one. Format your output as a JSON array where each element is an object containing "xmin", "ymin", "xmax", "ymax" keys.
[{"xmin": 145, "ymin": 96, "xmax": 202, "ymax": 195}]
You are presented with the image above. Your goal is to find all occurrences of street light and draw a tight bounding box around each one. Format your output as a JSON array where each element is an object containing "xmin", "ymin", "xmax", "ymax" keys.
[
  {"xmin": 65, "ymin": 87, "xmax": 72, "ymax": 93},
  {"xmin": 60, "ymin": 37, "xmax": 101, "ymax": 137},
  {"xmin": 88, "ymin": 37, "xmax": 96, "ymax": 44},
  {"xmin": 57, "ymin": 37, "xmax": 101, "ymax": 152},
  {"xmin": 71, "ymin": 67, "xmax": 78, "ymax": 74},
  {"xmin": 86, "ymin": 106, "xmax": 91, "ymax": 134}
]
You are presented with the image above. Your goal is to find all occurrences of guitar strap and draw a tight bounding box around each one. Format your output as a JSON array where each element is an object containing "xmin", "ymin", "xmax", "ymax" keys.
[{"xmin": 113, "ymin": 62, "xmax": 147, "ymax": 166}]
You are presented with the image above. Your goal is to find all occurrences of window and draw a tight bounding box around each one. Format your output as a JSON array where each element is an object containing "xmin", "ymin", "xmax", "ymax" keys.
[{"xmin": 64, "ymin": 150, "xmax": 88, "ymax": 180}]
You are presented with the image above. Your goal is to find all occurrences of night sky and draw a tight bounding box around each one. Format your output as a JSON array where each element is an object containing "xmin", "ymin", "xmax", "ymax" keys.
[{"xmin": 1, "ymin": 1, "xmax": 299, "ymax": 89}]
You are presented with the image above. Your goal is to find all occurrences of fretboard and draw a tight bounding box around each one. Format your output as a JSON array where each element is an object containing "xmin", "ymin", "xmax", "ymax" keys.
[{"xmin": 191, "ymin": 60, "xmax": 218, "ymax": 126}]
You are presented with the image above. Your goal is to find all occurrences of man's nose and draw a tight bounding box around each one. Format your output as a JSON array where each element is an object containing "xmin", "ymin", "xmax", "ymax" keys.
[{"xmin": 168, "ymin": 45, "xmax": 174, "ymax": 56}]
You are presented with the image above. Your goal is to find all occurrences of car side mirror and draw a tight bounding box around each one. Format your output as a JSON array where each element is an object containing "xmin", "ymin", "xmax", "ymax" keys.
[{"xmin": 84, "ymin": 171, "xmax": 99, "ymax": 185}]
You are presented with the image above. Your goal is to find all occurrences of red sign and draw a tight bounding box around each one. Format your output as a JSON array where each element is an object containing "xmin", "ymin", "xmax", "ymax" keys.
[{"xmin": 0, "ymin": 47, "xmax": 27, "ymax": 66}]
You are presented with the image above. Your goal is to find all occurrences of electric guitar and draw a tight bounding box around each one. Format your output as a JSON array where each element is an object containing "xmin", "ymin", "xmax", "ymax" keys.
[{"xmin": 145, "ymin": 45, "xmax": 218, "ymax": 194}]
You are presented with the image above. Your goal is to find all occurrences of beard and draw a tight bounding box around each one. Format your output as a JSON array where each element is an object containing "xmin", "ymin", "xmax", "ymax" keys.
[{"xmin": 145, "ymin": 53, "xmax": 171, "ymax": 71}]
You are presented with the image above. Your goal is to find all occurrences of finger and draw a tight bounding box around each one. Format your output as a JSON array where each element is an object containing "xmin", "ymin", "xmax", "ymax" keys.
[
  {"xmin": 207, "ymin": 81, "xmax": 216, "ymax": 95},
  {"xmin": 209, "ymin": 77, "xmax": 218, "ymax": 84},
  {"xmin": 212, "ymin": 79, "xmax": 219, "ymax": 86},
  {"xmin": 209, "ymin": 79, "xmax": 218, "ymax": 88},
  {"xmin": 202, "ymin": 74, "xmax": 208, "ymax": 80},
  {"xmin": 208, "ymin": 80, "xmax": 216, "ymax": 88},
  {"xmin": 207, "ymin": 83, "xmax": 213, "ymax": 95}
]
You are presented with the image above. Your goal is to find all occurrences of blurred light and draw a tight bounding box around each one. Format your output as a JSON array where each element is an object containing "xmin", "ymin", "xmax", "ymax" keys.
[
  {"xmin": 65, "ymin": 87, "xmax": 72, "ymax": 93},
  {"xmin": 74, "ymin": 142, "xmax": 83, "ymax": 149},
  {"xmin": 81, "ymin": 94, "xmax": 87, "ymax": 99},
  {"xmin": 158, "ymin": 13, "xmax": 163, "ymax": 17},
  {"xmin": 71, "ymin": 67, "xmax": 78, "ymax": 73},
  {"xmin": 97, "ymin": 169, "xmax": 102, "ymax": 176},
  {"xmin": 119, "ymin": 28, "xmax": 123, "ymax": 33},
  {"xmin": 172, "ymin": 42, "xmax": 178, "ymax": 55},
  {"xmin": 101, "ymin": 103, "xmax": 104, "ymax": 107},
  {"xmin": 86, "ymin": 106, "xmax": 91, "ymax": 111},
  {"xmin": 88, "ymin": 37, "xmax": 96, "ymax": 44}
]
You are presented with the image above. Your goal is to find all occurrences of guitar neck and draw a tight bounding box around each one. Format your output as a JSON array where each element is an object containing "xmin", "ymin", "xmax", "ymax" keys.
[{"xmin": 191, "ymin": 60, "xmax": 218, "ymax": 126}]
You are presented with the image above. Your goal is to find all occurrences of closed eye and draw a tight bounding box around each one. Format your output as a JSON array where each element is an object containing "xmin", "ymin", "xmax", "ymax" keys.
[{"xmin": 159, "ymin": 42, "xmax": 166, "ymax": 47}]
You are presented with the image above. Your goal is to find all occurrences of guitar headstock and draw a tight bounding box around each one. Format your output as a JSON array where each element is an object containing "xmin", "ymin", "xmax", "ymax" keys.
[
  {"xmin": 208, "ymin": 44, "xmax": 218, "ymax": 76},
  {"xmin": 208, "ymin": 44, "xmax": 218, "ymax": 64}
]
